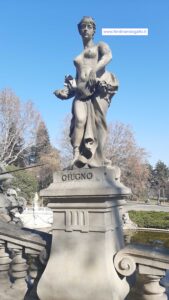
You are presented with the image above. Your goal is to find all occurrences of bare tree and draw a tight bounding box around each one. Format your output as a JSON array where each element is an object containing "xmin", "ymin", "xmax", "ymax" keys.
[
  {"xmin": 0, "ymin": 88, "xmax": 41, "ymax": 165},
  {"xmin": 105, "ymin": 122, "xmax": 149, "ymax": 199},
  {"xmin": 58, "ymin": 114, "xmax": 73, "ymax": 167}
]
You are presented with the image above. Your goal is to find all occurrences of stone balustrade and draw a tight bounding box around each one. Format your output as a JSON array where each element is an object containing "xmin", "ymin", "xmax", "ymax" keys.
[
  {"xmin": 114, "ymin": 243, "xmax": 169, "ymax": 300},
  {"xmin": 0, "ymin": 217, "xmax": 169, "ymax": 300},
  {"xmin": 0, "ymin": 220, "xmax": 51, "ymax": 300}
]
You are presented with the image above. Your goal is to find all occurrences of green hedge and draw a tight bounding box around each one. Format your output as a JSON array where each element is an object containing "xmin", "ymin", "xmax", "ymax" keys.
[{"xmin": 128, "ymin": 211, "xmax": 169, "ymax": 229}]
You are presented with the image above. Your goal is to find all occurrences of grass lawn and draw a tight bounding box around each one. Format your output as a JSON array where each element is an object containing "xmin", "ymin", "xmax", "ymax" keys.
[{"xmin": 129, "ymin": 211, "xmax": 169, "ymax": 229}]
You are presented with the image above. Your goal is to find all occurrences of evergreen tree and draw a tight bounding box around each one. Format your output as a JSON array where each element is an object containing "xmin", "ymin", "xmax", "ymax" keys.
[
  {"xmin": 154, "ymin": 161, "xmax": 168, "ymax": 187},
  {"xmin": 31, "ymin": 120, "xmax": 60, "ymax": 191},
  {"xmin": 35, "ymin": 121, "xmax": 51, "ymax": 162},
  {"xmin": 154, "ymin": 161, "xmax": 169, "ymax": 200}
]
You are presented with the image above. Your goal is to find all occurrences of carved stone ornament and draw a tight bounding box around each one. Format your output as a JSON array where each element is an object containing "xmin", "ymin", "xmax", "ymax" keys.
[{"xmin": 114, "ymin": 253, "xmax": 136, "ymax": 277}]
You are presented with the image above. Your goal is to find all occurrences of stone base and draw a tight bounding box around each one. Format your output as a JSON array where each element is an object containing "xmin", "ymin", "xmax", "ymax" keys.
[
  {"xmin": 40, "ymin": 166, "xmax": 131, "ymax": 199},
  {"xmin": 37, "ymin": 167, "xmax": 131, "ymax": 300}
]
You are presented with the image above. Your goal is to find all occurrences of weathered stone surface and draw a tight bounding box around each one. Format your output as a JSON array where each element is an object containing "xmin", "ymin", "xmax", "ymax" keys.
[
  {"xmin": 0, "ymin": 221, "xmax": 50, "ymax": 300},
  {"xmin": 114, "ymin": 243, "xmax": 169, "ymax": 273},
  {"xmin": 114, "ymin": 244, "xmax": 169, "ymax": 300},
  {"xmin": 54, "ymin": 17, "xmax": 118, "ymax": 169},
  {"xmin": 38, "ymin": 15, "xmax": 131, "ymax": 300},
  {"xmin": 38, "ymin": 205, "xmax": 130, "ymax": 300},
  {"xmin": 37, "ymin": 167, "xmax": 131, "ymax": 300},
  {"xmin": 0, "ymin": 221, "xmax": 46, "ymax": 252},
  {"xmin": 40, "ymin": 166, "xmax": 131, "ymax": 198}
]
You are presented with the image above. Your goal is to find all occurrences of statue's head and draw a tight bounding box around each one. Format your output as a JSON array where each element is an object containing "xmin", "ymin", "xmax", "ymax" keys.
[{"xmin": 78, "ymin": 16, "xmax": 96, "ymax": 37}]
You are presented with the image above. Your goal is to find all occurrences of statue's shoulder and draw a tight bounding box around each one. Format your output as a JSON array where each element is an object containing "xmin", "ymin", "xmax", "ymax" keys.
[
  {"xmin": 98, "ymin": 41, "xmax": 109, "ymax": 47},
  {"xmin": 97, "ymin": 41, "xmax": 111, "ymax": 53}
]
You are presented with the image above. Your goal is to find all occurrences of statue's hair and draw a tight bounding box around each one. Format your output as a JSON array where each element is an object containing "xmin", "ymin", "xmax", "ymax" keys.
[{"xmin": 77, "ymin": 16, "xmax": 96, "ymax": 34}]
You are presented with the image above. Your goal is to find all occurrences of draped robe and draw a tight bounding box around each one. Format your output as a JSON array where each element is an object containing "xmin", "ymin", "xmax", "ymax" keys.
[{"xmin": 70, "ymin": 72, "xmax": 118, "ymax": 167}]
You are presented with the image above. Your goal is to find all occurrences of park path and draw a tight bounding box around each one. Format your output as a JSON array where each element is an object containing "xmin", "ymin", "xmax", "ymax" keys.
[{"xmin": 124, "ymin": 201, "xmax": 169, "ymax": 213}]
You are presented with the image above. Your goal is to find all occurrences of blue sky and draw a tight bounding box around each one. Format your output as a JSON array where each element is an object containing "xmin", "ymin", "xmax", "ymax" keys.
[{"xmin": 0, "ymin": 0, "xmax": 169, "ymax": 166}]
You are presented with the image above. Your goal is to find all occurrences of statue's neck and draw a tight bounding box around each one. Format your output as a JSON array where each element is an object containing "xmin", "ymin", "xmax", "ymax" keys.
[{"xmin": 83, "ymin": 39, "xmax": 94, "ymax": 49}]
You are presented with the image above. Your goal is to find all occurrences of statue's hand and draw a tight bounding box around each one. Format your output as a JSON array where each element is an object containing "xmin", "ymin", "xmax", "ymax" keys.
[{"xmin": 53, "ymin": 88, "xmax": 69, "ymax": 100}]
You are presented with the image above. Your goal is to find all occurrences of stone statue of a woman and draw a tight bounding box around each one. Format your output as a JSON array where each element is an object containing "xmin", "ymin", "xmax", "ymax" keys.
[{"xmin": 54, "ymin": 16, "xmax": 118, "ymax": 168}]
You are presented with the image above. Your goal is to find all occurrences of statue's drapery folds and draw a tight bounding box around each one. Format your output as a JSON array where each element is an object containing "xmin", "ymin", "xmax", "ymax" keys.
[{"xmin": 54, "ymin": 16, "xmax": 118, "ymax": 168}]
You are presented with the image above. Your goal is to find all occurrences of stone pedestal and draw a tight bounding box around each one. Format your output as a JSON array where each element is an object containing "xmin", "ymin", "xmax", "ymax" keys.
[{"xmin": 37, "ymin": 167, "xmax": 131, "ymax": 300}]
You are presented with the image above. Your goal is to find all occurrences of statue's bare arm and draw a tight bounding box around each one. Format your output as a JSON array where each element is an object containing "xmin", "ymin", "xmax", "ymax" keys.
[
  {"xmin": 96, "ymin": 42, "xmax": 112, "ymax": 72},
  {"xmin": 88, "ymin": 42, "xmax": 112, "ymax": 87}
]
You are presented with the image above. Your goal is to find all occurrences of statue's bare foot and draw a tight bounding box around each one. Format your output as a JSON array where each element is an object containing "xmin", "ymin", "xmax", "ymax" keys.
[
  {"xmin": 104, "ymin": 158, "xmax": 112, "ymax": 166},
  {"xmin": 69, "ymin": 147, "xmax": 80, "ymax": 168}
]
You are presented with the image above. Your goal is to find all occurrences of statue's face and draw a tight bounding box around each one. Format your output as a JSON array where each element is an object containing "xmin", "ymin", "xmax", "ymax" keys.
[{"xmin": 79, "ymin": 22, "xmax": 95, "ymax": 39}]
